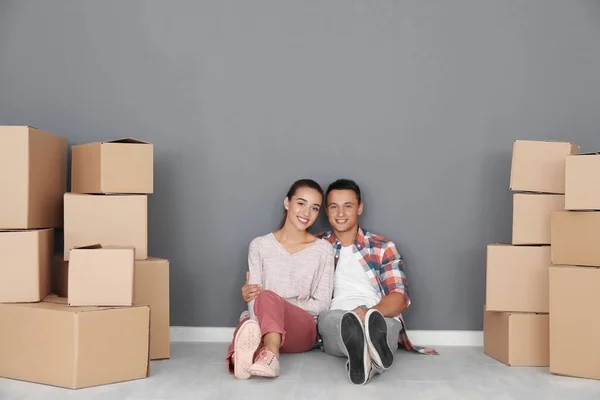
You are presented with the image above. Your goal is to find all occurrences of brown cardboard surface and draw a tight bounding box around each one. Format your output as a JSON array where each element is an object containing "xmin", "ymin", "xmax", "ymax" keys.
[
  {"xmin": 0, "ymin": 297, "xmax": 149, "ymax": 389},
  {"xmin": 565, "ymin": 153, "xmax": 600, "ymax": 210},
  {"xmin": 483, "ymin": 307, "xmax": 549, "ymax": 367},
  {"xmin": 486, "ymin": 244, "xmax": 550, "ymax": 313},
  {"xmin": 551, "ymin": 211, "xmax": 600, "ymax": 267},
  {"xmin": 71, "ymin": 138, "xmax": 153, "ymax": 194},
  {"xmin": 510, "ymin": 140, "xmax": 579, "ymax": 194},
  {"xmin": 47, "ymin": 256, "xmax": 170, "ymax": 359},
  {"xmin": 68, "ymin": 245, "xmax": 135, "ymax": 306},
  {"xmin": 134, "ymin": 257, "xmax": 171, "ymax": 360},
  {"xmin": 513, "ymin": 194, "xmax": 565, "ymax": 245},
  {"xmin": 0, "ymin": 126, "xmax": 67, "ymax": 229},
  {"xmin": 51, "ymin": 254, "xmax": 69, "ymax": 298},
  {"xmin": 0, "ymin": 229, "xmax": 53, "ymax": 303},
  {"xmin": 64, "ymin": 193, "xmax": 147, "ymax": 260},
  {"xmin": 549, "ymin": 266, "xmax": 600, "ymax": 380}
]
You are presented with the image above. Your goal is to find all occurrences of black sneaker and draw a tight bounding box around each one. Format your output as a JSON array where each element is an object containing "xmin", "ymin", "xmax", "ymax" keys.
[
  {"xmin": 365, "ymin": 309, "xmax": 394, "ymax": 370},
  {"xmin": 340, "ymin": 311, "xmax": 371, "ymax": 385}
]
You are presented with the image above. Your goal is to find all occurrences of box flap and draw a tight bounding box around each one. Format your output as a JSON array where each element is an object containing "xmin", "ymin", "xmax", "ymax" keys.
[
  {"xmin": 99, "ymin": 245, "xmax": 136, "ymax": 251},
  {"xmin": 514, "ymin": 139, "xmax": 577, "ymax": 145},
  {"xmin": 72, "ymin": 244, "xmax": 103, "ymax": 250},
  {"xmin": 64, "ymin": 192, "xmax": 144, "ymax": 198},
  {"xmin": 487, "ymin": 242, "xmax": 513, "ymax": 247},
  {"xmin": 0, "ymin": 125, "xmax": 39, "ymax": 130},
  {"xmin": 42, "ymin": 294, "xmax": 129, "ymax": 313},
  {"xmin": 70, "ymin": 244, "xmax": 136, "ymax": 253},
  {"xmin": 6, "ymin": 299, "xmax": 97, "ymax": 313},
  {"xmin": 0, "ymin": 229, "xmax": 32, "ymax": 234},
  {"xmin": 43, "ymin": 294, "xmax": 68, "ymax": 305},
  {"xmin": 143, "ymin": 256, "xmax": 171, "ymax": 263},
  {"xmin": 550, "ymin": 264, "xmax": 598, "ymax": 271},
  {"xmin": 42, "ymin": 296, "xmax": 99, "ymax": 312},
  {"xmin": 75, "ymin": 305, "xmax": 141, "ymax": 313},
  {"xmin": 0, "ymin": 228, "xmax": 52, "ymax": 233},
  {"xmin": 103, "ymin": 138, "xmax": 150, "ymax": 144},
  {"xmin": 567, "ymin": 152, "xmax": 600, "ymax": 156}
]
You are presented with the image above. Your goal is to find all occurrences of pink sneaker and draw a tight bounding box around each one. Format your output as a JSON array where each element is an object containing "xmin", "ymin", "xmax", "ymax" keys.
[
  {"xmin": 233, "ymin": 319, "xmax": 262, "ymax": 379},
  {"xmin": 248, "ymin": 347, "xmax": 280, "ymax": 378}
]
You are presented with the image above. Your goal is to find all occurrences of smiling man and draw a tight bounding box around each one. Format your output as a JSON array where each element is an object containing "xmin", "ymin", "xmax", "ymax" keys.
[{"xmin": 316, "ymin": 179, "xmax": 437, "ymax": 385}]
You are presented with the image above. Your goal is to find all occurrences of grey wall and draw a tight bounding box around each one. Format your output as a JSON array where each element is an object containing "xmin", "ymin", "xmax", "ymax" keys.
[{"xmin": 1, "ymin": 0, "xmax": 599, "ymax": 330}]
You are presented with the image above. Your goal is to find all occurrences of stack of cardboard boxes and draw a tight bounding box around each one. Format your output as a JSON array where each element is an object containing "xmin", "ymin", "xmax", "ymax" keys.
[
  {"xmin": 0, "ymin": 126, "xmax": 170, "ymax": 390},
  {"xmin": 66, "ymin": 137, "xmax": 171, "ymax": 363},
  {"xmin": 484, "ymin": 140, "xmax": 579, "ymax": 366},
  {"xmin": 0, "ymin": 126, "xmax": 65, "ymax": 304},
  {"xmin": 549, "ymin": 151, "xmax": 600, "ymax": 380}
]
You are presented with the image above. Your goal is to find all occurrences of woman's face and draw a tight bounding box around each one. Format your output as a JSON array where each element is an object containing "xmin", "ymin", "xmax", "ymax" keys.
[{"xmin": 284, "ymin": 187, "xmax": 322, "ymax": 231}]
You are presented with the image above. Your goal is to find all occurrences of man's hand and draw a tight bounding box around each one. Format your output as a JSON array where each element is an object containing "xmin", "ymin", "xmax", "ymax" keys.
[
  {"xmin": 241, "ymin": 272, "xmax": 261, "ymax": 303},
  {"xmin": 352, "ymin": 306, "xmax": 368, "ymax": 324},
  {"xmin": 372, "ymin": 292, "xmax": 408, "ymax": 318}
]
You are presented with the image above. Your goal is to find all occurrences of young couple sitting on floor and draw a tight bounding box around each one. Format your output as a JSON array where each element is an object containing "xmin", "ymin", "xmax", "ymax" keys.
[{"xmin": 225, "ymin": 178, "xmax": 437, "ymax": 385}]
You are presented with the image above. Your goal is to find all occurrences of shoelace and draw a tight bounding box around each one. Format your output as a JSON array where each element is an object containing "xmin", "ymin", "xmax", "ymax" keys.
[{"xmin": 256, "ymin": 349, "xmax": 275, "ymax": 366}]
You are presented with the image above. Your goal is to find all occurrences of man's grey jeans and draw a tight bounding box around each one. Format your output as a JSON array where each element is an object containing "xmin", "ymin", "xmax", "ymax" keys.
[{"xmin": 317, "ymin": 309, "xmax": 402, "ymax": 358}]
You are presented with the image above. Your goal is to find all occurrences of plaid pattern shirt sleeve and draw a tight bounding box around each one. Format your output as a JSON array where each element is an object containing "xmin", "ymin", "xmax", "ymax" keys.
[{"xmin": 378, "ymin": 241, "xmax": 411, "ymax": 306}]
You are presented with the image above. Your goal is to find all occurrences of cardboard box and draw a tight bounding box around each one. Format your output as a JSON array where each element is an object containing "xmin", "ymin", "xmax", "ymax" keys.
[
  {"xmin": 0, "ymin": 229, "xmax": 53, "ymax": 303},
  {"xmin": 565, "ymin": 153, "xmax": 600, "ymax": 210},
  {"xmin": 68, "ymin": 245, "xmax": 135, "ymax": 306},
  {"xmin": 510, "ymin": 140, "xmax": 579, "ymax": 194},
  {"xmin": 134, "ymin": 257, "xmax": 170, "ymax": 360},
  {"xmin": 0, "ymin": 126, "xmax": 67, "ymax": 229},
  {"xmin": 551, "ymin": 211, "xmax": 600, "ymax": 267},
  {"xmin": 549, "ymin": 266, "xmax": 600, "ymax": 380},
  {"xmin": 483, "ymin": 307, "xmax": 549, "ymax": 367},
  {"xmin": 0, "ymin": 296, "xmax": 149, "ymax": 389},
  {"xmin": 51, "ymin": 254, "xmax": 69, "ymax": 298},
  {"xmin": 486, "ymin": 244, "xmax": 550, "ymax": 313},
  {"xmin": 71, "ymin": 138, "xmax": 153, "ymax": 194},
  {"xmin": 513, "ymin": 194, "xmax": 565, "ymax": 245},
  {"xmin": 47, "ymin": 256, "xmax": 170, "ymax": 359},
  {"xmin": 64, "ymin": 193, "xmax": 147, "ymax": 260}
]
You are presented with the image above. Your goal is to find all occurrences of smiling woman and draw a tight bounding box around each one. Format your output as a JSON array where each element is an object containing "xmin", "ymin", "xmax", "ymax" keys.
[
  {"xmin": 278, "ymin": 179, "xmax": 324, "ymax": 230},
  {"xmin": 225, "ymin": 179, "xmax": 335, "ymax": 380}
]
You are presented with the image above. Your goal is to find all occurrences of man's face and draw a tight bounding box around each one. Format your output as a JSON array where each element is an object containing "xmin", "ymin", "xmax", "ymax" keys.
[{"xmin": 326, "ymin": 189, "xmax": 363, "ymax": 234}]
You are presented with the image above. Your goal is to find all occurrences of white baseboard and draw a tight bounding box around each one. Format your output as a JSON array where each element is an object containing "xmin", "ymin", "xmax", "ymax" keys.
[{"xmin": 170, "ymin": 327, "xmax": 483, "ymax": 347}]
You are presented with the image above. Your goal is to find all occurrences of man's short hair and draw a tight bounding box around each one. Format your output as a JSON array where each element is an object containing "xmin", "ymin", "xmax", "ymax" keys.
[{"xmin": 326, "ymin": 179, "xmax": 362, "ymax": 204}]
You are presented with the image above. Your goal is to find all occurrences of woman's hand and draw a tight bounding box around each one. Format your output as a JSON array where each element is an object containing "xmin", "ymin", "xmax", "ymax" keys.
[{"xmin": 241, "ymin": 272, "xmax": 261, "ymax": 303}]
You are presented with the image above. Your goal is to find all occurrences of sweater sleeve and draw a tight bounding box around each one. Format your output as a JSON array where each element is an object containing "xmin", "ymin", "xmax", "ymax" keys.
[
  {"xmin": 246, "ymin": 239, "xmax": 262, "ymax": 320},
  {"xmin": 292, "ymin": 244, "xmax": 335, "ymax": 316}
]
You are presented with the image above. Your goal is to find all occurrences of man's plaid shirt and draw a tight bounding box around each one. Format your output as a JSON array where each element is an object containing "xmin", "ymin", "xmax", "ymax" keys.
[{"xmin": 318, "ymin": 227, "xmax": 438, "ymax": 355}]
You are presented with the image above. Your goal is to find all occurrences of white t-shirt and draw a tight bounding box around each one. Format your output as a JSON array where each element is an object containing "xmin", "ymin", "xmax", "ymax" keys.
[{"xmin": 330, "ymin": 246, "xmax": 381, "ymax": 311}]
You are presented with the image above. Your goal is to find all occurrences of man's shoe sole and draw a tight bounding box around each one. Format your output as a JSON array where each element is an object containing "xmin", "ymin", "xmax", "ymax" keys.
[
  {"xmin": 365, "ymin": 310, "xmax": 394, "ymax": 370},
  {"xmin": 340, "ymin": 312, "xmax": 368, "ymax": 385}
]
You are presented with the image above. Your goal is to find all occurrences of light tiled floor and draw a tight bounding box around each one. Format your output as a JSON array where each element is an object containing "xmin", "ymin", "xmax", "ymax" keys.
[{"xmin": 1, "ymin": 343, "xmax": 600, "ymax": 399}]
